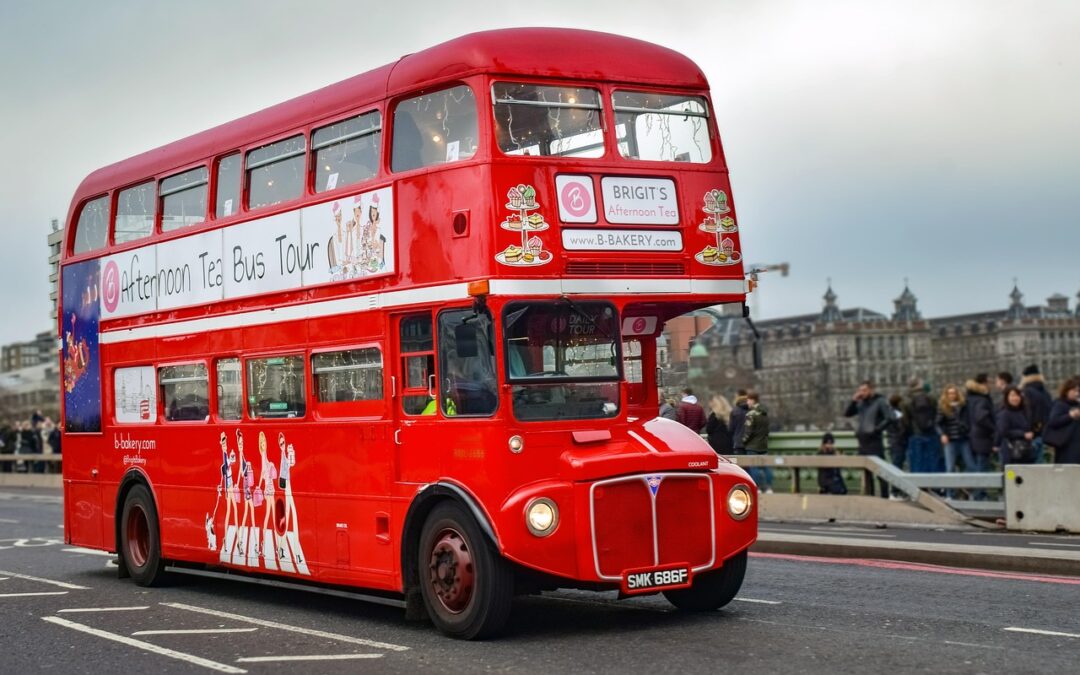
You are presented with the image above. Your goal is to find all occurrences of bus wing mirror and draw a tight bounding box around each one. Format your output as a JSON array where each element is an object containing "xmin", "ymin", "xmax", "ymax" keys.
[
  {"xmin": 455, "ymin": 322, "xmax": 480, "ymax": 358},
  {"xmin": 753, "ymin": 341, "xmax": 763, "ymax": 371}
]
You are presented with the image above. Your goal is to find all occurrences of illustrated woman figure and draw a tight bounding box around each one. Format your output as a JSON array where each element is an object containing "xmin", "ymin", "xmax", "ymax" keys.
[
  {"xmin": 218, "ymin": 432, "xmax": 239, "ymax": 552},
  {"xmin": 236, "ymin": 430, "xmax": 256, "ymax": 555},
  {"xmin": 258, "ymin": 431, "xmax": 278, "ymax": 549}
]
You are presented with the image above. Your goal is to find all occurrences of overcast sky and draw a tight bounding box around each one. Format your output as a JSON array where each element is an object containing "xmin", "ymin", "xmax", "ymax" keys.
[{"xmin": 1, "ymin": 0, "xmax": 1077, "ymax": 345}]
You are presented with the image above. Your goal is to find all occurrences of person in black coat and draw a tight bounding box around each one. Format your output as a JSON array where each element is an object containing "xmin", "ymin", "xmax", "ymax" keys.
[
  {"xmin": 817, "ymin": 433, "xmax": 847, "ymax": 495},
  {"xmin": 1020, "ymin": 364, "xmax": 1053, "ymax": 462},
  {"xmin": 996, "ymin": 386, "xmax": 1035, "ymax": 466},
  {"xmin": 965, "ymin": 376, "xmax": 996, "ymax": 471},
  {"xmin": 728, "ymin": 390, "xmax": 749, "ymax": 455},
  {"xmin": 705, "ymin": 394, "xmax": 734, "ymax": 455},
  {"xmin": 1045, "ymin": 378, "xmax": 1080, "ymax": 464}
]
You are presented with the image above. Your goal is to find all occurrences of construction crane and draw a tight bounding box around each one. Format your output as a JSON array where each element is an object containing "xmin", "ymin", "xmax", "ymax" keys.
[{"xmin": 746, "ymin": 262, "xmax": 790, "ymax": 320}]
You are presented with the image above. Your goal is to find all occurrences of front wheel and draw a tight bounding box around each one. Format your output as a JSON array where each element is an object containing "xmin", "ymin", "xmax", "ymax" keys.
[
  {"xmin": 664, "ymin": 551, "xmax": 747, "ymax": 611},
  {"xmin": 418, "ymin": 501, "xmax": 514, "ymax": 639},
  {"xmin": 120, "ymin": 484, "xmax": 167, "ymax": 587}
]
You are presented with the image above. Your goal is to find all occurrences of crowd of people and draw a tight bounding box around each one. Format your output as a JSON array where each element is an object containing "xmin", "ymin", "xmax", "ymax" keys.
[
  {"xmin": 661, "ymin": 363, "xmax": 1080, "ymax": 498},
  {"xmin": 0, "ymin": 410, "xmax": 60, "ymax": 473}
]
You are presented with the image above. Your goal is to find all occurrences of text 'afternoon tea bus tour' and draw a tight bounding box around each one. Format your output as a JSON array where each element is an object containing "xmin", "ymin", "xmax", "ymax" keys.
[{"xmin": 58, "ymin": 28, "xmax": 757, "ymax": 639}]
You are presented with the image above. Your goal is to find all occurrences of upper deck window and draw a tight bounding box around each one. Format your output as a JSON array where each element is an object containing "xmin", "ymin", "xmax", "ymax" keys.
[
  {"xmin": 115, "ymin": 181, "xmax": 156, "ymax": 244},
  {"xmin": 493, "ymin": 83, "xmax": 604, "ymax": 158},
  {"xmin": 72, "ymin": 196, "xmax": 109, "ymax": 254},
  {"xmin": 391, "ymin": 85, "xmax": 478, "ymax": 173},
  {"xmin": 613, "ymin": 91, "xmax": 712, "ymax": 163},
  {"xmin": 313, "ymin": 111, "xmax": 381, "ymax": 193},
  {"xmin": 215, "ymin": 153, "xmax": 241, "ymax": 218},
  {"xmin": 247, "ymin": 135, "xmax": 306, "ymax": 210},
  {"xmin": 161, "ymin": 166, "xmax": 208, "ymax": 232}
]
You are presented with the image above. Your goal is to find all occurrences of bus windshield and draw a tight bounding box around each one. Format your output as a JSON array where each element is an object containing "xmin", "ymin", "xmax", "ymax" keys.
[
  {"xmin": 613, "ymin": 90, "xmax": 712, "ymax": 163},
  {"xmin": 503, "ymin": 301, "xmax": 621, "ymax": 421},
  {"xmin": 492, "ymin": 83, "xmax": 605, "ymax": 158}
]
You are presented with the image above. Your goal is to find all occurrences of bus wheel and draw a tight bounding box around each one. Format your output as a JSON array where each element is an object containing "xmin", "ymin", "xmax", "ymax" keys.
[
  {"xmin": 120, "ymin": 484, "xmax": 167, "ymax": 587},
  {"xmin": 664, "ymin": 551, "xmax": 747, "ymax": 612},
  {"xmin": 418, "ymin": 501, "xmax": 513, "ymax": 639}
]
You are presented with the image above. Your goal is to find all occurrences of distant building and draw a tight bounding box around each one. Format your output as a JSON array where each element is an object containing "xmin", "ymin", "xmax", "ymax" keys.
[
  {"xmin": 665, "ymin": 284, "xmax": 1080, "ymax": 429},
  {"xmin": 1, "ymin": 330, "xmax": 55, "ymax": 373},
  {"xmin": 48, "ymin": 219, "xmax": 63, "ymax": 324},
  {"xmin": 0, "ymin": 361, "xmax": 60, "ymax": 423}
]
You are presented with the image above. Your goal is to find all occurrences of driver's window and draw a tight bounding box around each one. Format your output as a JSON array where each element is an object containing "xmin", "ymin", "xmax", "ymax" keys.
[{"xmin": 437, "ymin": 308, "xmax": 497, "ymax": 416}]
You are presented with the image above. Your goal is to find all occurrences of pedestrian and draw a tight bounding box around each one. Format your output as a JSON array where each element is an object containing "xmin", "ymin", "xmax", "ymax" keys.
[
  {"xmin": 658, "ymin": 390, "xmax": 677, "ymax": 421},
  {"xmin": 904, "ymin": 377, "xmax": 942, "ymax": 473},
  {"xmin": 886, "ymin": 393, "xmax": 909, "ymax": 498},
  {"xmin": 996, "ymin": 386, "xmax": 1036, "ymax": 466},
  {"xmin": 729, "ymin": 390, "xmax": 749, "ymax": 455},
  {"xmin": 1019, "ymin": 365, "xmax": 1053, "ymax": 463},
  {"xmin": 965, "ymin": 374, "xmax": 997, "ymax": 472},
  {"xmin": 675, "ymin": 387, "xmax": 707, "ymax": 433},
  {"xmin": 705, "ymin": 394, "xmax": 734, "ymax": 455},
  {"xmin": 817, "ymin": 432, "xmax": 847, "ymax": 495},
  {"xmin": 741, "ymin": 391, "xmax": 773, "ymax": 493},
  {"xmin": 936, "ymin": 384, "xmax": 972, "ymax": 497},
  {"xmin": 1045, "ymin": 378, "xmax": 1080, "ymax": 464},
  {"xmin": 844, "ymin": 380, "xmax": 891, "ymax": 498},
  {"xmin": 47, "ymin": 419, "xmax": 60, "ymax": 456},
  {"xmin": 995, "ymin": 371, "xmax": 1014, "ymax": 395}
]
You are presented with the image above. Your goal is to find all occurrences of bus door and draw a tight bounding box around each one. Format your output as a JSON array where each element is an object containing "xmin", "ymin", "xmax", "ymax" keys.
[{"xmin": 391, "ymin": 312, "xmax": 439, "ymax": 483}]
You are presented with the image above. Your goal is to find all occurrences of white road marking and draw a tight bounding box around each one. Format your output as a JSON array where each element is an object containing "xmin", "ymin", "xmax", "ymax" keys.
[
  {"xmin": 734, "ymin": 597, "xmax": 782, "ymax": 605},
  {"xmin": 0, "ymin": 591, "xmax": 68, "ymax": 598},
  {"xmin": 0, "ymin": 577, "xmax": 8, "ymax": 581},
  {"xmin": 0, "ymin": 569, "xmax": 88, "ymax": 590},
  {"xmin": 1030, "ymin": 542, "xmax": 1080, "ymax": 549},
  {"xmin": 236, "ymin": 654, "xmax": 384, "ymax": 663},
  {"xmin": 63, "ymin": 547, "xmax": 114, "ymax": 557},
  {"xmin": 58, "ymin": 606, "xmax": 150, "ymax": 613},
  {"xmin": 134, "ymin": 628, "xmax": 259, "ymax": 636},
  {"xmin": 0, "ymin": 517, "xmax": 18, "ymax": 523},
  {"xmin": 1004, "ymin": 627, "xmax": 1080, "ymax": 639},
  {"xmin": 42, "ymin": 616, "xmax": 247, "ymax": 673},
  {"xmin": 162, "ymin": 603, "xmax": 409, "ymax": 652}
]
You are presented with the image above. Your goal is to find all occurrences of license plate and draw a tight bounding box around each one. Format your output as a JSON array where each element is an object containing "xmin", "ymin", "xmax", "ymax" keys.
[{"xmin": 621, "ymin": 564, "xmax": 692, "ymax": 595}]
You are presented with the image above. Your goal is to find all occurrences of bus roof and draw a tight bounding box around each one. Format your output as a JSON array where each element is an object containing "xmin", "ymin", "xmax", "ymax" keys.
[{"xmin": 69, "ymin": 28, "xmax": 708, "ymax": 212}]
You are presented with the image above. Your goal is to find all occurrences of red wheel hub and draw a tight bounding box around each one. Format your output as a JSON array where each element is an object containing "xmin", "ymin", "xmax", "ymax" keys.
[
  {"xmin": 428, "ymin": 528, "xmax": 475, "ymax": 614},
  {"xmin": 126, "ymin": 504, "xmax": 150, "ymax": 568}
]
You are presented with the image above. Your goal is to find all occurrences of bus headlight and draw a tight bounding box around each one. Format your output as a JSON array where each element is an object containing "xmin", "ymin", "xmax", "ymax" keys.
[
  {"xmin": 525, "ymin": 498, "xmax": 558, "ymax": 536},
  {"xmin": 727, "ymin": 485, "xmax": 752, "ymax": 520}
]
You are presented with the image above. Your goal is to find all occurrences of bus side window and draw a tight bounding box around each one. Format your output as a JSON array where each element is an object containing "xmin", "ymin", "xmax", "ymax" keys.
[
  {"xmin": 73, "ymin": 195, "xmax": 110, "ymax": 254},
  {"xmin": 312, "ymin": 111, "xmax": 381, "ymax": 193},
  {"xmin": 312, "ymin": 347, "xmax": 385, "ymax": 417},
  {"xmin": 391, "ymin": 85, "xmax": 478, "ymax": 172},
  {"xmin": 247, "ymin": 135, "xmax": 306, "ymax": 210},
  {"xmin": 623, "ymin": 339, "xmax": 645, "ymax": 405},
  {"xmin": 215, "ymin": 358, "xmax": 242, "ymax": 421},
  {"xmin": 115, "ymin": 181, "xmax": 156, "ymax": 244},
  {"xmin": 215, "ymin": 153, "xmax": 241, "ymax": 218},
  {"xmin": 399, "ymin": 314, "xmax": 434, "ymax": 415},
  {"xmin": 246, "ymin": 356, "xmax": 306, "ymax": 419},
  {"xmin": 159, "ymin": 364, "xmax": 210, "ymax": 422},
  {"xmin": 114, "ymin": 366, "xmax": 157, "ymax": 424},
  {"xmin": 438, "ymin": 308, "xmax": 497, "ymax": 416}
]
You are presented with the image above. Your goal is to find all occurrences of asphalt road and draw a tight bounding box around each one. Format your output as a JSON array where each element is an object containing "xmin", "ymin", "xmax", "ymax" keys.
[{"xmin": 1, "ymin": 488, "xmax": 1078, "ymax": 674}]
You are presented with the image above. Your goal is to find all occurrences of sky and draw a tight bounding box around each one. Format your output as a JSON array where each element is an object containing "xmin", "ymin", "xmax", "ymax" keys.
[{"xmin": 0, "ymin": 0, "xmax": 1077, "ymax": 345}]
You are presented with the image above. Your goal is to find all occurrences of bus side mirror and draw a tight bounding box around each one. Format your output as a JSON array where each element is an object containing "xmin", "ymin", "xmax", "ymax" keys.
[
  {"xmin": 455, "ymin": 322, "xmax": 479, "ymax": 358},
  {"xmin": 753, "ymin": 341, "xmax": 763, "ymax": 371}
]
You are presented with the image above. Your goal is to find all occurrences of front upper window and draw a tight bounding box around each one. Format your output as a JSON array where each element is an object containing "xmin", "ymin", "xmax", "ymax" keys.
[
  {"xmin": 391, "ymin": 85, "xmax": 478, "ymax": 172},
  {"xmin": 492, "ymin": 83, "xmax": 604, "ymax": 158},
  {"xmin": 613, "ymin": 90, "xmax": 712, "ymax": 163},
  {"xmin": 73, "ymin": 195, "xmax": 110, "ymax": 254},
  {"xmin": 503, "ymin": 301, "xmax": 621, "ymax": 421}
]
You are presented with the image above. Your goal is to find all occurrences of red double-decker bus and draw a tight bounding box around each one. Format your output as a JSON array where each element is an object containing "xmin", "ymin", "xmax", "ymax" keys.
[{"xmin": 59, "ymin": 28, "xmax": 756, "ymax": 639}]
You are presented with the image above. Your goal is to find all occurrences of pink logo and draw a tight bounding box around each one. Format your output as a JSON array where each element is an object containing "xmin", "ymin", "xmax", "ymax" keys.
[
  {"xmin": 560, "ymin": 180, "xmax": 592, "ymax": 218},
  {"xmin": 102, "ymin": 260, "xmax": 120, "ymax": 313},
  {"xmin": 633, "ymin": 317, "xmax": 647, "ymax": 334}
]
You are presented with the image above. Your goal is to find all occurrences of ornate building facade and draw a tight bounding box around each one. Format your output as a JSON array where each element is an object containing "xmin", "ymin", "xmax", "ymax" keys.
[{"xmin": 666, "ymin": 284, "xmax": 1080, "ymax": 429}]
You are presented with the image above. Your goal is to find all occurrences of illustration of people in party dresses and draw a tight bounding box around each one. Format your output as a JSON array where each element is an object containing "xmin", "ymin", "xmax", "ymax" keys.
[
  {"xmin": 257, "ymin": 431, "xmax": 279, "ymax": 570},
  {"xmin": 235, "ymin": 430, "xmax": 259, "ymax": 566}
]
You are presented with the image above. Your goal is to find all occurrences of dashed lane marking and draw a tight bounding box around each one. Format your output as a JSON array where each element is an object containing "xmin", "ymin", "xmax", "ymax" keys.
[
  {"xmin": 0, "ymin": 569, "xmax": 88, "ymax": 589},
  {"xmin": 1004, "ymin": 627, "xmax": 1080, "ymax": 639},
  {"xmin": 42, "ymin": 616, "xmax": 246, "ymax": 674},
  {"xmin": 58, "ymin": 606, "xmax": 150, "ymax": 613},
  {"xmin": 236, "ymin": 654, "xmax": 384, "ymax": 663},
  {"xmin": 1030, "ymin": 542, "xmax": 1080, "ymax": 549},
  {"xmin": 134, "ymin": 628, "xmax": 258, "ymax": 636},
  {"xmin": 734, "ymin": 597, "xmax": 782, "ymax": 605},
  {"xmin": 0, "ymin": 518, "xmax": 18, "ymax": 523},
  {"xmin": 162, "ymin": 603, "xmax": 410, "ymax": 652},
  {"xmin": 0, "ymin": 591, "xmax": 68, "ymax": 598}
]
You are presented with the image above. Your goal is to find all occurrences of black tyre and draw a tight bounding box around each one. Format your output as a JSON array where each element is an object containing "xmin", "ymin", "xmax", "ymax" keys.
[
  {"xmin": 664, "ymin": 551, "xmax": 747, "ymax": 611},
  {"xmin": 417, "ymin": 501, "xmax": 514, "ymax": 639},
  {"xmin": 120, "ymin": 484, "xmax": 167, "ymax": 587}
]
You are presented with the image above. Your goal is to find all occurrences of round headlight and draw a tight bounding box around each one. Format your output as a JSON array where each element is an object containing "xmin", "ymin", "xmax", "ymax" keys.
[
  {"xmin": 727, "ymin": 485, "xmax": 752, "ymax": 520},
  {"xmin": 525, "ymin": 498, "xmax": 558, "ymax": 536}
]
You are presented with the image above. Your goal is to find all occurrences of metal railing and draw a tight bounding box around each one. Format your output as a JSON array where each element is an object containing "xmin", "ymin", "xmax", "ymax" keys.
[{"xmin": 0, "ymin": 453, "xmax": 63, "ymax": 474}]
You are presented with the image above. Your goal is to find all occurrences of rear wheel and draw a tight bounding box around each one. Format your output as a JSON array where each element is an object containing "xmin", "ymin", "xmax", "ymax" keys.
[
  {"xmin": 418, "ymin": 501, "xmax": 514, "ymax": 639},
  {"xmin": 664, "ymin": 551, "xmax": 747, "ymax": 611},
  {"xmin": 120, "ymin": 484, "xmax": 167, "ymax": 587}
]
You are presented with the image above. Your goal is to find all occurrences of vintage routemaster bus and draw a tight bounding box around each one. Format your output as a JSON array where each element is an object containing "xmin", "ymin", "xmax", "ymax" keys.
[{"xmin": 59, "ymin": 28, "xmax": 756, "ymax": 639}]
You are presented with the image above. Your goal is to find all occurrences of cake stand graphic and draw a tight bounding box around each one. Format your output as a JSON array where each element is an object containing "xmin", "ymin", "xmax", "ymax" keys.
[
  {"xmin": 696, "ymin": 188, "xmax": 741, "ymax": 266},
  {"xmin": 496, "ymin": 184, "xmax": 553, "ymax": 267}
]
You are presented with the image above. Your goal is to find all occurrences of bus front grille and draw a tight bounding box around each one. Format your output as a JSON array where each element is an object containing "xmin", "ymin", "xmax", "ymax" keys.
[{"xmin": 565, "ymin": 261, "xmax": 686, "ymax": 276}]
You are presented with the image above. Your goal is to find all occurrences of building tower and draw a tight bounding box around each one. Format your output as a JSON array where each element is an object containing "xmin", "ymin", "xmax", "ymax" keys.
[
  {"xmin": 892, "ymin": 282, "xmax": 920, "ymax": 322},
  {"xmin": 820, "ymin": 282, "xmax": 842, "ymax": 323}
]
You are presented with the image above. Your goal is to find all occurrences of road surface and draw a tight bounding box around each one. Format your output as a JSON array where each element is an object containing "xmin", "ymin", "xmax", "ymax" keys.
[{"xmin": 0, "ymin": 488, "xmax": 1077, "ymax": 673}]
